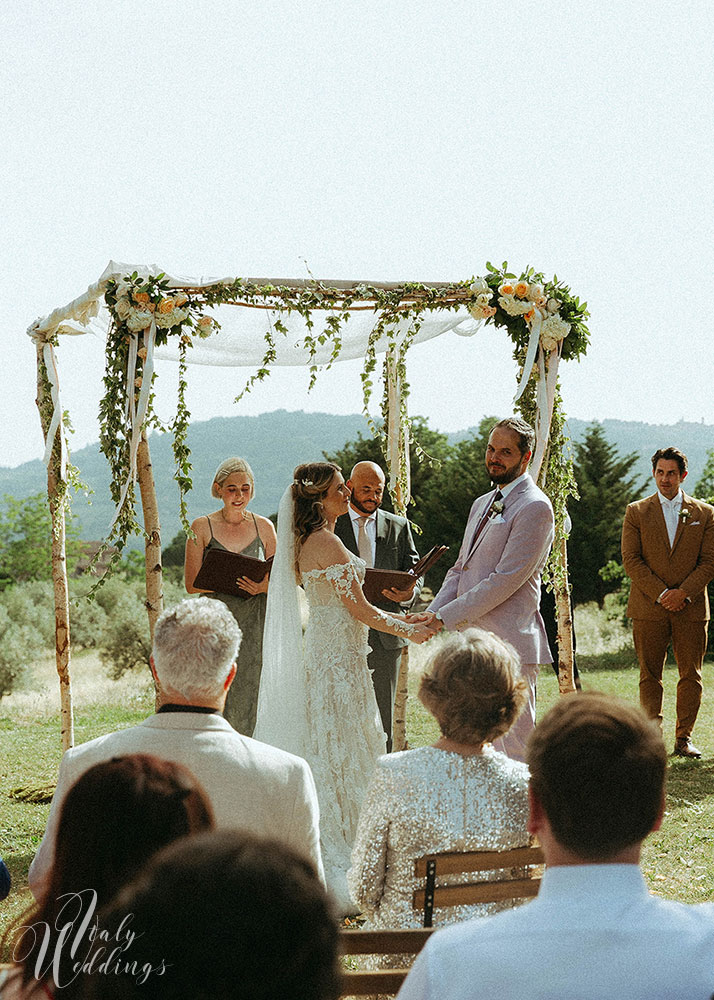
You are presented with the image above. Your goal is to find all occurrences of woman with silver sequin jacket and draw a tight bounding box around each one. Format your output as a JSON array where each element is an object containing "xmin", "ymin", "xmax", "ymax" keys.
[{"xmin": 348, "ymin": 628, "xmax": 531, "ymax": 930}]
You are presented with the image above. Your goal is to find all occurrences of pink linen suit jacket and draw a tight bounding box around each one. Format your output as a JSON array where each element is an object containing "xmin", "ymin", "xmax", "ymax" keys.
[{"xmin": 429, "ymin": 475, "xmax": 554, "ymax": 665}]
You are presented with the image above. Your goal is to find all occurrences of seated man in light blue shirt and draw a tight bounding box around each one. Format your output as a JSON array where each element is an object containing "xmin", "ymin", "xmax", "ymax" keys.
[{"xmin": 398, "ymin": 692, "xmax": 714, "ymax": 1000}]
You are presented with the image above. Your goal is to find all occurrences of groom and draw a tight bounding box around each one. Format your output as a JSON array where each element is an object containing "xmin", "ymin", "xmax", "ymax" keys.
[
  {"xmin": 335, "ymin": 461, "xmax": 422, "ymax": 752},
  {"xmin": 420, "ymin": 417, "xmax": 554, "ymax": 761}
]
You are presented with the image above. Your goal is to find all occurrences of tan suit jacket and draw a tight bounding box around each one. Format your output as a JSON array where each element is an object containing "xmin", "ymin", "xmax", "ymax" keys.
[{"xmin": 621, "ymin": 492, "xmax": 714, "ymax": 621}]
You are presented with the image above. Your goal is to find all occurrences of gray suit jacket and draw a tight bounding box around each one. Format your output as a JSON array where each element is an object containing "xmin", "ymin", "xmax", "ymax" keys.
[
  {"xmin": 429, "ymin": 475, "xmax": 554, "ymax": 664},
  {"xmin": 28, "ymin": 712, "xmax": 323, "ymax": 896},
  {"xmin": 335, "ymin": 509, "xmax": 422, "ymax": 650}
]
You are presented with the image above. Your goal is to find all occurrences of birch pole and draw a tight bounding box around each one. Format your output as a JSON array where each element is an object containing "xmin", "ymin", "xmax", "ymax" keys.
[
  {"xmin": 554, "ymin": 534, "xmax": 576, "ymax": 694},
  {"xmin": 386, "ymin": 348, "xmax": 411, "ymax": 751},
  {"xmin": 35, "ymin": 343, "xmax": 74, "ymax": 751},
  {"xmin": 136, "ymin": 430, "xmax": 163, "ymax": 643}
]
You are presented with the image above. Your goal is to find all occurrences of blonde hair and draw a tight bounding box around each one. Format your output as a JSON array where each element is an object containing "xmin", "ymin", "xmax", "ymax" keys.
[
  {"xmin": 211, "ymin": 457, "xmax": 255, "ymax": 499},
  {"xmin": 418, "ymin": 629, "xmax": 527, "ymax": 745}
]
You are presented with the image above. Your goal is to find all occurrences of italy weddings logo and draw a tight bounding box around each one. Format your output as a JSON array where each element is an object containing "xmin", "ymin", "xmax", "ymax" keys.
[{"xmin": 13, "ymin": 888, "xmax": 169, "ymax": 988}]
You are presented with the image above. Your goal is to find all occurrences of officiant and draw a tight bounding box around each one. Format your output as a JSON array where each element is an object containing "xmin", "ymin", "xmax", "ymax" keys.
[
  {"xmin": 335, "ymin": 461, "xmax": 423, "ymax": 751},
  {"xmin": 184, "ymin": 457, "xmax": 277, "ymax": 737}
]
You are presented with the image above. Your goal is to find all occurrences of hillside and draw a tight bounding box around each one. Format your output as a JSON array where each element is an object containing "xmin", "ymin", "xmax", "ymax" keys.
[
  {"xmin": 0, "ymin": 411, "xmax": 369, "ymax": 547},
  {"xmin": 2, "ymin": 411, "xmax": 712, "ymax": 546}
]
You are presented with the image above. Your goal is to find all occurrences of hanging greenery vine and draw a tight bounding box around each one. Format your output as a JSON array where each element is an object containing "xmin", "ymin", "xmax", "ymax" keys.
[{"xmin": 96, "ymin": 264, "xmax": 590, "ymax": 561}]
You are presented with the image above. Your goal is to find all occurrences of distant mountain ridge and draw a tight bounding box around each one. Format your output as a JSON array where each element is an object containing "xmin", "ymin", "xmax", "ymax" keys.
[{"xmin": 1, "ymin": 411, "xmax": 713, "ymax": 546}]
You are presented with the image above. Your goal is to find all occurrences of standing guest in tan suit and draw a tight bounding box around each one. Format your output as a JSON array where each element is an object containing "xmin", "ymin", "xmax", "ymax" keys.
[{"xmin": 622, "ymin": 447, "xmax": 714, "ymax": 758}]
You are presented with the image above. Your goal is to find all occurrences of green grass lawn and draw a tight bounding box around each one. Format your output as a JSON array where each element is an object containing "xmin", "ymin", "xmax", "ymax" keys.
[{"xmin": 2, "ymin": 645, "xmax": 714, "ymax": 956}]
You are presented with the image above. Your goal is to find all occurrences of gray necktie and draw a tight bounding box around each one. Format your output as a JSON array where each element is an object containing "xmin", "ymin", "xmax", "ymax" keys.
[{"xmin": 357, "ymin": 516, "xmax": 373, "ymax": 567}]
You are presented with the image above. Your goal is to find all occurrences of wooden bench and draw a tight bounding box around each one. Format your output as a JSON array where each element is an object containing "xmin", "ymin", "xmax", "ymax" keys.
[
  {"xmin": 340, "ymin": 928, "xmax": 432, "ymax": 996},
  {"xmin": 340, "ymin": 844, "xmax": 544, "ymax": 995},
  {"xmin": 414, "ymin": 843, "xmax": 545, "ymax": 926}
]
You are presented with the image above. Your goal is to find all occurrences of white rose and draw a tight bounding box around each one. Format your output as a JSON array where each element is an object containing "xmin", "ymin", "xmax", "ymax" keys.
[
  {"xmin": 476, "ymin": 292, "xmax": 492, "ymax": 307},
  {"xmin": 470, "ymin": 277, "xmax": 489, "ymax": 294},
  {"xmin": 155, "ymin": 307, "xmax": 189, "ymax": 330},
  {"xmin": 499, "ymin": 295, "xmax": 532, "ymax": 316},
  {"xmin": 115, "ymin": 297, "xmax": 132, "ymax": 321},
  {"xmin": 540, "ymin": 333, "xmax": 559, "ymax": 352},
  {"xmin": 527, "ymin": 283, "xmax": 544, "ymax": 302},
  {"xmin": 546, "ymin": 297, "xmax": 560, "ymax": 313}
]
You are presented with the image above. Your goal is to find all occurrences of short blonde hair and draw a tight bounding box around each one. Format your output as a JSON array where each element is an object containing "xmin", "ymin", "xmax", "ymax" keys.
[
  {"xmin": 211, "ymin": 457, "xmax": 255, "ymax": 499},
  {"xmin": 418, "ymin": 629, "xmax": 527, "ymax": 745}
]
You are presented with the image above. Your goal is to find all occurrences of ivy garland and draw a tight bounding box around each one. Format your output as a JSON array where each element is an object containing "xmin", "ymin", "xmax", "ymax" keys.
[{"xmin": 98, "ymin": 264, "xmax": 590, "ymax": 558}]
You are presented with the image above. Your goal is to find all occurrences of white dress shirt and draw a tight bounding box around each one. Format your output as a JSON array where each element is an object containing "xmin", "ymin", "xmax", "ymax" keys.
[
  {"xmin": 348, "ymin": 506, "xmax": 377, "ymax": 565},
  {"xmin": 658, "ymin": 488, "xmax": 683, "ymax": 548},
  {"xmin": 397, "ymin": 864, "xmax": 714, "ymax": 1000}
]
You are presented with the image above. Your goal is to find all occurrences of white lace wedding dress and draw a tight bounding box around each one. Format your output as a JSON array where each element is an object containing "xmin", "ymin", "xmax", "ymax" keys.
[{"xmin": 301, "ymin": 554, "xmax": 387, "ymax": 899}]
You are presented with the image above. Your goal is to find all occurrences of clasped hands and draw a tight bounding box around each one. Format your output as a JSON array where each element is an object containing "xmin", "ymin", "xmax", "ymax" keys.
[
  {"xmin": 660, "ymin": 588, "xmax": 687, "ymax": 612},
  {"xmin": 404, "ymin": 610, "xmax": 444, "ymax": 634}
]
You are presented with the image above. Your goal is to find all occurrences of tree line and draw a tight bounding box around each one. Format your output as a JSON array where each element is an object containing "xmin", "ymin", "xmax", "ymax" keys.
[{"xmin": 4, "ymin": 419, "xmax": 711, "ymax": 698}]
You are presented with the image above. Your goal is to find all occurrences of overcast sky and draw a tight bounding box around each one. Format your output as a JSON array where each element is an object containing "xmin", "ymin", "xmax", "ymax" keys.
[{"xmin": 2, "ymin": 0, "xmax": 713, "ymax": 470}]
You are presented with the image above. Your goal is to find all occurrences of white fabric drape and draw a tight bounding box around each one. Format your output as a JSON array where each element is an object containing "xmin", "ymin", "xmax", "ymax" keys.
[
  {"xmin": 27, "ymin": 261, "xmax": 481, "ymax": 368},
  {"xmin": 252, "ymin": 485, "xmax": 310, "ymax": 758}
]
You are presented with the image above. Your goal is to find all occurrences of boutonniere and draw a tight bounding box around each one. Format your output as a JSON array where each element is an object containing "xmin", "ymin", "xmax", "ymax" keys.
[
  {"xmin": 490, "ymin": 500, "xmax": 505, "ymax": 518},
  {"xmin": 679, "ymin": 507, "xmax": 691, "ymax": 523}
]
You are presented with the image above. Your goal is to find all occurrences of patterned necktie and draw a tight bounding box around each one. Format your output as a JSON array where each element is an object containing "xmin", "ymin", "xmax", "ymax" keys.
[
  {"xmin": 357, "ymin": 516, "xmax": 373, "ymax": 567},
  {"xmin": 468, "ymin": 490, "xmax": 504, "ymax": 555}
]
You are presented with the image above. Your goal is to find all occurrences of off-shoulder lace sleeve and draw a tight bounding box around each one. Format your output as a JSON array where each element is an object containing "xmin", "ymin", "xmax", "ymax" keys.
[
  {"xmin": 322, "ymin": 560, "xmax": 362, "ymax": 601},
  {"xmin": 324, "ymin": 561, "xmax": 421, "ymax": 638},
  {"xmin": 347, "ymin": 764, "xmax": 391, "ymax": 914}
]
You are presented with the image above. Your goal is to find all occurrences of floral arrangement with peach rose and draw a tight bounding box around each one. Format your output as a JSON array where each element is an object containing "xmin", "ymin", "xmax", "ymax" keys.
[{"xmin": 466, "ymin": 261, "xmax": 589, "ymax": 364}]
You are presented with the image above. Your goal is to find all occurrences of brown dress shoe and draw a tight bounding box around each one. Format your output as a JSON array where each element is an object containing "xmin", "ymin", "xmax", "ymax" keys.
[{"xmin": 673, "ymin": 737, "xmax": 702, "ymax": 759}]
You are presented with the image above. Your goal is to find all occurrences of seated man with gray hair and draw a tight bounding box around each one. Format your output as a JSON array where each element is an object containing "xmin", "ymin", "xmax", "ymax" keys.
[{"xmin": 29, "ymin": 598, "xmax": 323, "ymax": 896}]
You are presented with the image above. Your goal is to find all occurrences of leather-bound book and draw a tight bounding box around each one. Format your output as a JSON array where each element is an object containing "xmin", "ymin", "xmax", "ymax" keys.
[{"xmin": 193, "ymin": 549, "xmax": 274, "ymax": 599}]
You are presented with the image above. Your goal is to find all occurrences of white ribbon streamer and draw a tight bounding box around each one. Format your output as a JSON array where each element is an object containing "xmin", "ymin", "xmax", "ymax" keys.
[
  {"xmin": 530, "ymin": 345, "xmax": 561, "ymax": 483},
  {"xmin": 40, "ymin": 342, "xmax": 68, "ymax": 481},
  {"xmin": 106, "ymin": 319, "xmax": 157, "ymax": 533},
  {"xmin": 513, "ymin": 308, "xmax": 544, "ymax": 403}
]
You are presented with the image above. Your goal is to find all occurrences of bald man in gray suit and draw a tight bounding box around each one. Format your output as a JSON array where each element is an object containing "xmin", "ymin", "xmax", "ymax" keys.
[{"xmin": 335, "ymin": 461, "xmax": 422, "ymax": 752}]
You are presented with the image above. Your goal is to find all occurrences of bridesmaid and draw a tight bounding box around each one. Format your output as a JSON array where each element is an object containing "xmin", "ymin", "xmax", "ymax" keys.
[{"xmin": 185, "ymin": 457, "xmax": 277, "ymax": 736}]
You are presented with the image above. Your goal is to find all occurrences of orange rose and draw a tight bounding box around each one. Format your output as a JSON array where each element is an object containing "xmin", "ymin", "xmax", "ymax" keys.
[
  {"xmin": 498, "ymin": 282, "xmax": 514, "ymax": 296},
  {"xmin": 514, "ymin": 281, "xmax": 529, "ymax": 298},
  {"xmin": 524, "ymin": 309, "xmax": 535, "ymax": 322},
  {"xmin": 197, "ymin": 315, "xmax": 212, "ymax": 327},
  {"xmin": 133, "ymin": 291, "xmax": 149, "ymax": 304},
  {"xmin": 158, "ymin": 298, "xmax": 175, "ymax": 314},
  {"xmin": 146, "ymin": 301, "xmax": 156, "ymax": 312}
]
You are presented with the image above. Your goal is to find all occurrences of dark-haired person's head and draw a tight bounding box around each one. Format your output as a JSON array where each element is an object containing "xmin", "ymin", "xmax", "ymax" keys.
[
  {"xmin": 76, "ymin": 830, "xmax": 342, "ymax": 1000},
  {"xmin": 53, "ymin": 754, "xmax": 215, "ymax": 895},
  {"xmin": 7, "ymin": 755, "xmax": 213, "ymax": 993},
  {"xmin": 651, "ymin": 446, "xmax": 687, "ymax": 476},
  {"xmin": 527, "ymin": 692, "xmax": 666, "ymax": 862}
]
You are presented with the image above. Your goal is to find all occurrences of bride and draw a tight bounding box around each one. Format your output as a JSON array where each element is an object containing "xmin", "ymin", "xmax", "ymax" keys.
[{"xmin": 254, "ymin": 461, "xmax": 432, "ymax": 900}]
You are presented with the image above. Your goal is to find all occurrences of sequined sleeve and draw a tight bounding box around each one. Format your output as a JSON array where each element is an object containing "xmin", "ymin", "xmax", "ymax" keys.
[{"xmin": 347, "ymin": 763, "xmax": 391, "ymax": 914}]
